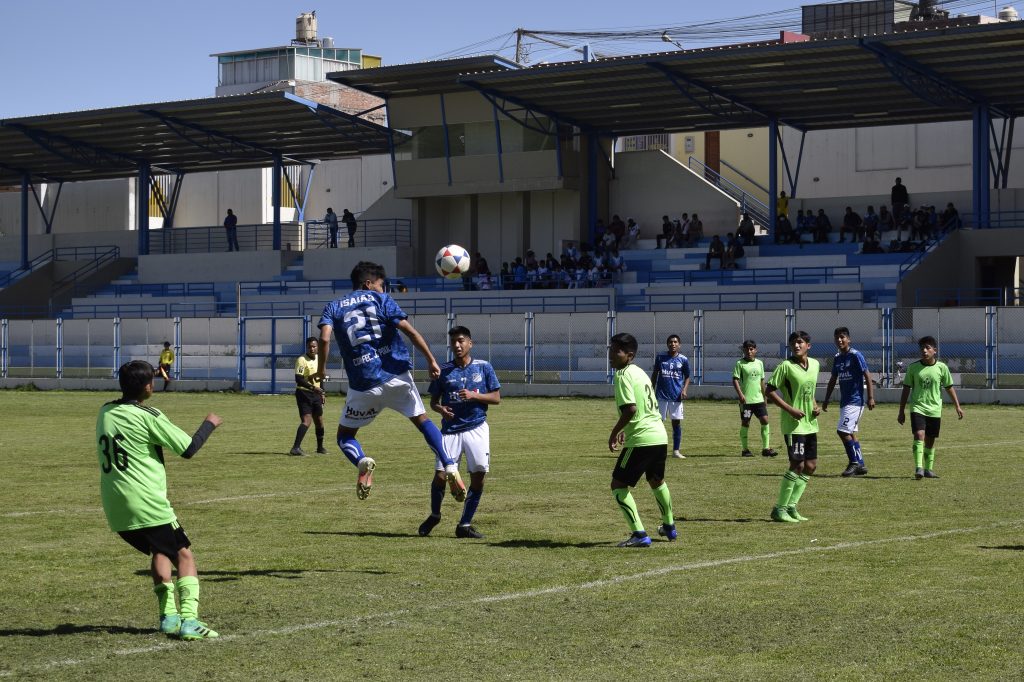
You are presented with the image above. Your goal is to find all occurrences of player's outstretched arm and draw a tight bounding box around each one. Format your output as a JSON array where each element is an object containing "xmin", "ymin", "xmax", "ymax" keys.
[
  {"xmin": 396, "ymin": 319, "xmax": 441, "ymax": 378},
  {"xmin": 181, "ymin": 414, "xmax": 221, "ymax": 459}
]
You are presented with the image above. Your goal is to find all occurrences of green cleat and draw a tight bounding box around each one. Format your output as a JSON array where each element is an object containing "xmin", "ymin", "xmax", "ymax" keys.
[
  {"xmin": 786, "ymin": 506, "xmax": 809, "ymax": 522},
  {"xmin": 178, "ymin": 618, "xmax": 219, "ymax": 641},
  {"xmin": 159, "ymin": 614, "xmax": 181, "ymax": 635},
  {"xmin": 771, "ymin": 506, "xmax": 799, "ymax": 523}
]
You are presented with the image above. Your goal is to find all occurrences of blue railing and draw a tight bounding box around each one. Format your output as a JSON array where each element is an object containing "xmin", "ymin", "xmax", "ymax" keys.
[
  {"xmin": 638, "ymin": 289, "xmax": 862, "ymax": 310},
  {"xmin": 915, "ymin": 287, "xmax": 1022, "ymax": 307},
  {"xmin": 304, "ymin": 218, "xmax": 412, "ymax": 249},
  {"xmin": 148, "ymin": 223, "xmax": 305, "ymax": 254},
  {"xmin": 647, "ymin": 265, "xmax": 861, "ymax": 286},
  {"xmin": 86, "ymin": 281, "xmax": 217, "ymax": 298},
  {"xmin": 1, "ymin": 246, "xmax": 119, "ymax": 289},
  {"xmin": 53, "ymin": 247, "xmax": 120, "ymax": 292},
  {"xmin": 687, "ymin": 156, "xmax": 770, "ymax": 227}
]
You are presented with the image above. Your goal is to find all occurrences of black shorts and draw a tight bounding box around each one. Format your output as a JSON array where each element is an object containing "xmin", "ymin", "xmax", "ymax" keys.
[
  {"xmin": 784, "ymin": 433, "xmax": 818, "ymax": 461},
  {"xmin": 296, "ymin": 389, "xmax": 324, "ymax": 417},
  {"xmin": 158, "ymin": 364, "xmax": 171, "ymax": 375},
  {"xmin": 118, "ymin": 522, "xmax": 191, "ymax": 560},
  {"xmin": 740, "ymin": 402, "xmax": 768, "ymax": 422},
  {"xmin": 910, "ymin": 413, "xmax": 941, "ymax": 438},
  {"xmin": 612, "ymin": 444, "xmax": 668, "ymax": 487}
]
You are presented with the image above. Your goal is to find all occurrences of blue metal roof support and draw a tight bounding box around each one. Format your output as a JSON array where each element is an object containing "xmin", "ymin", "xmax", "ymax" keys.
[
  {"xmin": 138, "ymin": 110, "xmax": 294, "ymax": 164},
  {"xmin": 555, "ymin": 124, "xmax": 563, "ymax": 180},
  {"xmin": 990, "ymin": 115, "xmax": 1014, "ymax": 190},
  {"xmin": 768, "ymin": 118, "xmax": 778, "ymax": 242},
  {"xmin": 492, "ymin": 101, "xmax": 504, "ymax": 184},
  {"xmin": 4, "ymin": 122, "xmax": 159, "ymax": 175},
  {"xmin": 587, "ymin": 135, "xmax": 599, "ymax": 246},
  {"xmin": 298, "ymin": 162, "xmax": 317, "ymax": 223},
  {"xmin": 149, "ymin": 173, "xmax": 183, "ymax": 230},
  {"xmin": 20, "ymin": 174, "xmax": 29, "ymax": 269},
  {"xmin": 777, "ymin": 127, "xmax": 805, "ymax": 199},
  {"xmin": 646, "ymin": 62, "xmax": 787, "ymax": 126},
  {"xmin": 459, "ymin": 80, "xmax": 593, "ymax": 133},
  {"xmin": 440, "ymin": 94, "xmax": 453, "ymax": 186},
  {"xmin": 973, "ymin": 106, "xmax": 991, "ymax": 229},
  {"xmin": 384, "ymin": 100, "xmax": 398, "ymax": 191},
  {"xmin": 272, "ymin": 154, "xmax": 283, "ymax": 250},
  {"xmin": 137, "ymin": 163, "xmax": 151, "ymax": 256},
  {"xmin": 28, "ymin": 180, "xmax": 63, "ymax": 235}
]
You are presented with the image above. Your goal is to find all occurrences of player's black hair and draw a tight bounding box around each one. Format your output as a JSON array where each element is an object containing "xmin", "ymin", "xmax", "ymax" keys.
[
  {"xmin": 834, "ymin": 327, "xmax": 850, "ymax": 337},
  {"xmin": 448, "ymin": 326, "xmax": 472, "ymax": 339},
  {"xmin": 666, "ymin": 334, "xmax": 681, "ymax": 343},
  {"xmin": 741, "ymin": 339, "xmax": 757, "ymax": 349},
  {"xmin": 788, "ymin": 330, "xmax": 811, "ymax": 344},
  {"xmin": 610, "ymin": 332, "xmax": 638, "ymax": 355},
  {"xmin": 163, "ymin": 341, "xmax": 171, "ymax": 348},
  {"xmin": 305, "ymin": 336, "xmax": 318, "ymax": 345},
  {"xmin": 351, "ymin": 261, "xmax": 387, "ymax": 289},
  {"xmin": 119, "ymin": 360, "xmax": 154, "ymax": 400},
  {"xmin": 918, "ymin": 335, "xmax": 938, "ymax": 349}
]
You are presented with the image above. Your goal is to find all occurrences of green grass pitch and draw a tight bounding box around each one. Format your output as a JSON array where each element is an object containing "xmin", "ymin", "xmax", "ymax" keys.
[{"xmin": 1, "ymin": 390, "xmax": 1023, "ymax": 680}]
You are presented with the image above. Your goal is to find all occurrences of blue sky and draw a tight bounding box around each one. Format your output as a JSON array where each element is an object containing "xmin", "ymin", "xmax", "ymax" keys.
[{"xmin": 1, "ymin": 0, "xmax": 993, "ymax": 118}]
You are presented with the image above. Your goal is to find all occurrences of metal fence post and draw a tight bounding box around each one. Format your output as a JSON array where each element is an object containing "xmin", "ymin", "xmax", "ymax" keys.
[
  {"xmin": 693, "ymin": 309, "xmax": 704, "ymax": 386},
  {"xmin": 238, "ymin": 318, "xmax": 246, "ymax": 391},
  {"xmin": 56, "ymin": 317, "xmax": 63, "ymax": 380},
  {"xmin": 881, "ymin": 307, "xmax": 893, "ymax": 383},
  {"xmin": 446, "ymin": 311, "xmax": 456, "ymax": 363},
  {"xmin": 985, "ymin": 306, "xmax": 997, "ymax": 389},
  {"xmin": 524, "ymin": 312, "xmax": 534, "ymax": 384},
  {"xmin": 173, "ymin": 316, "xmax": 182, "ymax": 381},
  {"xmin": 785, "ymin": 308, "xmax": 796, "ymax": 344},
  {"xmin": 606, "ymin": 310, "xmax": 616, "ymax": 384},
  {"xmin": 112, "ymin": 317, "xmax": 121, "ymax": 378},
  {"xmin": 1, "ymin": 318, "xmax": 8, "ymax": 379}
]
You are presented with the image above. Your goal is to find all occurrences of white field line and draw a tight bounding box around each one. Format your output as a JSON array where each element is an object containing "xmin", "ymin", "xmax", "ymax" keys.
[{"xmin": 4, "ymin": 519, "xmax": 1021, "ymax": 677}]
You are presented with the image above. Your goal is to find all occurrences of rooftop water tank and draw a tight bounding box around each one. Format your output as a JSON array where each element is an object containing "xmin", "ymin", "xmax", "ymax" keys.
[
  {"xmin": 296, "ymin": 12, "xmax": 317, "ymax": 43},
  {"xmin": 999, "ymin": 5, "xmax": 1020, "ymax": 21},
  {"xmin": 321, "ymin": 36, "xmax": 334, "ymax": 48}
]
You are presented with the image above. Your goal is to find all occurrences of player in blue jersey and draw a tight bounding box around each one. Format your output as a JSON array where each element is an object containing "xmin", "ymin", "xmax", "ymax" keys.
[
  {"xmin": 651, "ymin": 334, "xmax": 691, "ymax": 459},
  {"xmin": 316, "ymin": 261, "xmax": 465, "ymax": 501},
  {"xmin": 419, "ymin": 326, "xmax": 502, "ymax": 539},
  {"xmin": 821, "ymin": 327, "xmax": 875, "ymax": 477}
]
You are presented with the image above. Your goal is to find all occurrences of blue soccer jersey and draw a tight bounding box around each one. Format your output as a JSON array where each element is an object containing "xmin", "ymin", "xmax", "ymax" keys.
[
  {"xmin": 652, "ymin": 353, "xmax": 691, "ymax": 402},
  {"xmin": 831, "ymin": 348, "xmax": 869, "ymax": 406},
  {"xmin": 319, "ymin": 290, "xmax": 412, "ymax": 392},
  {"xmin": 428, "ymin": 359, "xmax": 501, "ymax": 434}
]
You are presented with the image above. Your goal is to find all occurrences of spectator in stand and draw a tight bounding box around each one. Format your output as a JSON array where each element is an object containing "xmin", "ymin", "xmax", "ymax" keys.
[
  {"xmin": 688, "ymin": 214, "xmax": 704, "ymax": 247},
  {"xmin": 926, "ymin": 205, "xmax": 939, "ymax": 236},
  {"xmin": 737, "ymin": 212, "xmax": 756, "ymax": 246},
  {"xmin": 776, "ymin": 213, "xmax": 796, "ymax": 244},
  {"xmin": 896, "ymin": 204, "xmax": 913, "ymax": 241},
  {"xmin": 525, "ymin": 250, "xmax": 538, "ymax": 270},
  {"xmin": 563, "ymin": 241, "xmax": 580, "ymax": 261},
  {"xmin": 600, "ymin": 225, "xmax": 618, "ymax": 254},
  {"xmin": 609, "ymin": 215, "xmax": 626, "ymax": 246},
  {"xmin": 814, "ymin": 208, "xmax": 833, "ymax": 243},
  {"xmin": 674, "ymin": 214, "xmax": 690, "ymax": 248},
  {"xmin": 891, "ymin": 177, "xmax": 910, "ymax": 225},
  {"xmin": 621, "ymin": 218, "xmax": 640, "ymax": 250},
  {"xmin": 512, "ymin": 258, "xmax": 527, "ymax": 290},
  {"xmin": 534, "ymin": 259, "xmax": 549, "ymax": 289},
  {"xmin": 911, "ymin": 206, "xmax": 931, "ymax": 242},
  {"xmin": 705, "ymin": 235, "xmax": 725, "ymax": 270},
  {"xmin": 939, "ymin": 202, "xmax": 961, "ymax": 232},
  {"xmin": 724, "ymin": 232, "xmax": 745, "ymax": 269},
  {"xmin": 607, "ymin": 247, "xmax": 626, "ymax": 276},
  {"xmin": 863, "ymin": 206, "xmax": 880, "ymax": 243},
  {"xmin": 593, "ymin": 219, "xmax": 606, "ymax": 248},
  {"xmin": 342, "ymin": 209, "xmax": 358, "ymax": 248},
  {"xmin": 776, "ymin": 191, "xmax": 790, "ymax": 220},
  {"xmin": 657, "ymin": 216, "xmax": 675, "ymax": 249},
  {"xmin": 840, "ymin": 206, "xmax": 864, "ymax": 243},
  {"xmin": 794, "ymin": 209, "xmax": 812, "ymax": 243},
  {"xmin": 500, "ymin": 262, "xmax": 510, "ymax": 288},
  {"xmin": 877, "ymin": 205, "xmax": 895, "ymax": 236}
]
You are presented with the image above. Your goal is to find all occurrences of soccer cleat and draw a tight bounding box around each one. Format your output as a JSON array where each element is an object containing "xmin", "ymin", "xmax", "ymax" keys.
[
  {"xmin": 923, "ymin": 470, "xmax": 940, "ymax": 479},
  {"xmin": 356, "ymin": 457, "xmax": 376, "ymax": 499},
  {"xmin": 853, "ymin": 465, "xmax": 868, "ymax": 476},
  {"xmin": 445, "ymin": 466, "xmax": 467, "ymax": 502},
  {"xmin": 672, "ymin": 450, "xmax": 686, "ymax": 459},
  {"xmin": 841, "ymin": 463, "xmax": 859, "ymax": 477},
  {"xmin": 288, "ymin": 447, "xmax": 305, "ymax": 456},
  {"xmin": 741, "ymin": 449, "xmax": 754, "ymax": 457},
  {"xmin": 914, "ymin": 467, "xmax": 924, "ymax": 480},
  {"xmin": 177, "ymin": 618, "xmax": 219, "ymax": 641},
  {"xmin": 617, "ymin": 532, "xmax": 652, "ymax": 548},
  {"xmin": 762, "ymin": 448, "xmax": 779, "ymax": 458},
  {"xmin": 418, "ymin": 514, "xmax": 441, "ymax": 537},
  {"xmin": 159, "ymin": 614, "xmax": 181, "ymax": 635},
  {"xmin": 771, "ymin": 506, "xmax": 799, "ymax": 523},
  {"xmin": 315, "ymin": 447, "xmax": 328, "ymax": 455},
  {"xmin": 657, "ymin": 524, "xmax": 678, "ymax": 541},
  {"xmin": 786, "ymin": 506, "xmax": 809, "ymax": 522},
  {"xmin": 455, "ymin": 524, "xmax": 484, "ymax": 539}
]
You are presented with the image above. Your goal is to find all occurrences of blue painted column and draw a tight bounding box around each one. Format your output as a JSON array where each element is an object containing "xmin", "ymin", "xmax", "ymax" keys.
[
  {"xmin": 440, "ymin": 94, "xmax": 452, "ymax": 186},
  {"xmin": 137, "ymin": 163, "xmax": 150, "ymax": 256},
  {"xmin": 272, "ymin": 154, "xmax": 282, "ymax": 250},
  {"xmin": 20, "ymin": 174, "xmax": 29, "ymax": 268},
  {"xmin": 972, "ymin": 106, "xmax": 991, "ymax": 229},
  {"xmin": 768, "ymin": 118, "xmax": 778, "ymax": 241},
  {"xmin": 587, "ymin": 135, "xmax": 598, "ymax": 246}
]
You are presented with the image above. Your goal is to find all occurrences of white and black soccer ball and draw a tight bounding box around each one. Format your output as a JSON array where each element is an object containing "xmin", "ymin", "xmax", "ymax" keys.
[{"xmin": 435, "ymin": 244, "xmax": 471, "ymax": 279}]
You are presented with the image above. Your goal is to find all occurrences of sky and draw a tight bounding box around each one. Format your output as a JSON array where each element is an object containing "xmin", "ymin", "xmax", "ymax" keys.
[{"xmin": 0, "ymin": 0, "xmax": 1004, "ymax": 118}]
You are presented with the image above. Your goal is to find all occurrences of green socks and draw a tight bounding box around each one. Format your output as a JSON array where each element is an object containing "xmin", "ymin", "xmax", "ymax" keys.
[
  {"xmin": 154, "ymin": 582, "xmax": 176, "ymax": 617},
  {"xmin": 789, "ymin": 474, "xmax": 810, "ymax": 507},
  {"xmin": 176, "ymin": 576, "xmax": 200, "ymax": 620},
  {"xmin": 761, "ymin": 423, "xmax": 771, "ymax": 448},
  {"xmin": 776, "ymin": 471, "xmax": 799, "ymax": 509},
  {"xmin": 612, "ymin": 488, "xmax": 644, "ymax": 533},
  {"xmin": 740, "ymin": 426, "xmax": 749, "ymax": 450},
  {"xmin": 652, "ymin": 482, "xmax": 674, "ymax": 526},
  {"xmin": 924, "ymin": 447, "xmax": 936, "ymax": 470},
  {"xmin": 913, "ymin": 440, "xmax": 924, "ymax": 469}
]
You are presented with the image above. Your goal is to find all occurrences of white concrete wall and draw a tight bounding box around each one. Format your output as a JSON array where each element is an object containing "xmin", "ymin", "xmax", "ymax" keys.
[
  {"xmin": 138, "ymin": 251, "xmax": 285, "ymax": 284},
  {"xmin": 303, "ymin": 246, "xmax": 411, "ymax": 282}
]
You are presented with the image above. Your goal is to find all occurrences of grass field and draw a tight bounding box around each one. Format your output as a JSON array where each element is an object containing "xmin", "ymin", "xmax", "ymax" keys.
[{"xmin": 1, "ymin": 390, "xmax": 1023, "ymax": 680}]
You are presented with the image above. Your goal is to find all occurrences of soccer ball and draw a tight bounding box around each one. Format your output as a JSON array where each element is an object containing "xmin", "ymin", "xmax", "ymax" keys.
[{"xmin": 435, "ymin": 244, "xmax": 471, "ymax": 279}]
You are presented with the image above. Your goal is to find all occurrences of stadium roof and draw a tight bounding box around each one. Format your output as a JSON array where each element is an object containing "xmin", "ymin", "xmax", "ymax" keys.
[
  {"xmin": 0, "ymin": 91, "xmax": 394, "ymax": 185},
  {"xmin": 329, "ymin": 21, "xmax": 1024, "ymax": 136},
  {"xmin": 328, "ymin": 55, "xmax": 521, "ymax": 98}
]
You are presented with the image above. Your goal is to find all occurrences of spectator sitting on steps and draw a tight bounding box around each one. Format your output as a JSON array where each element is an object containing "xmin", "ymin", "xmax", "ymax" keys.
[{"xmin": 705, "ymin": 235, "xmax": 725, "ymax": 270}]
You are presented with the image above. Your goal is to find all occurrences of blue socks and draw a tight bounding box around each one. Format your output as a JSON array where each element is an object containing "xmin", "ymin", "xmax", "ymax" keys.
[
  {"xmin": 418, "ymin": 420, "xmax": 453, "ymax": 466},
  {"xmin": 338, "ymin": 434, "xmax": 366, "ymax": 467},
  {"xmin": 852, "ymin": 440, "xmax": 864, "ymax": 465},
  {"xmin": 459, "ymin": 488, "xmax": 483, "ymax": 526},
  {"xmin": 672, "ymin": 422, "xmax": 682, "ymax": 451},
  {"xmin": 842, "ymin": 438, "xmax": 865, "ymax": 465}
]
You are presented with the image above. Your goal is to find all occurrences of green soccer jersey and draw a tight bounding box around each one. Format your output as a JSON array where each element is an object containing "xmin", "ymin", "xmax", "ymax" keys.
[
  {"xmin": 733, "ymin": 358, "xmax": 765, "ymax": 404},
  {"xmin": 614, "ymin": 364, "xmax": 668, "ymax": 447},
  {"xmin": 904, "ymin": 360, "xmax": 953, "ymax": 418},
  {"xmin": 768, "ymin": 357, "xmax": 820, "ymax": 435},
  {"xmin": 95, "ymin": 400, "xmax": 193, "ymax": 532}
]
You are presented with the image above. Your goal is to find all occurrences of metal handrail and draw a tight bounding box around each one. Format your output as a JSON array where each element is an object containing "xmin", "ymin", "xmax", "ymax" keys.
[
  {"xmin": 687, "ymin": 156, "xmax": 770, "ymax": 226},
  {"xmin": 304, "ymin": 218, "xmax": 412, "ymax": 249}
]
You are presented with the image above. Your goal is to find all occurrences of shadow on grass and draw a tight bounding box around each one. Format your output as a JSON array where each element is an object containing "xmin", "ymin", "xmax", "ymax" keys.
[
  {"xmin": 979, "ymin": 545, "xmax": 1024, "ymax": 551},
  {"xmin": 0, "ymin": 623, "xmax": 152, "ymax": 637},
  {"xmin": 678, "ymin": 517, "xmax": 770, "ymax": 524},
  {"xmin": 724, "ymin": 473, "xmax": 909, "ymax": 480},
  {"xmin": 304, "ymin": 530, "xmax": 416, "ymax": 539},
  {"xmin": 487, "ymin": 539, "xmax": 608, "ymax": 549},
  {"xmin": 133, "ymin": 567, "xmax": 385, "ymax": 581}
]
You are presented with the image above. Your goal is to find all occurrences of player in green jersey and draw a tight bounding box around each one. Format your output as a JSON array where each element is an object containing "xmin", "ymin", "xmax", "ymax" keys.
[
  {"xmin": 897, "ymin": 336, "xmax": 964, "ymax": 479},
  {"xmin": 96, "ymin": 360, "xmax": 222, "ymax": 640},
  {"xmin": 731, "ymin": 339, "xmax": 778, "ymax": 458},
  {"xmin": 766, "ymin": 331, "xmax": 821, "ymax": 523},
  {"xmin": 608, "ymin": 333, "xmax": 675, "ymax": 547}
]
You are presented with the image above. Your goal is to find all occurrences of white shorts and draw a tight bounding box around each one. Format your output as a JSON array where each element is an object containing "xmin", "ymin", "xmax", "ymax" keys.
[
  {"xmin": 339, "ymin": 371, "xmax": 425, "ymax": 428},
  {"xmin": 658, "ymin": 399, "xmax": 684, "ymax": 421},
  {"xmin": 836, "ymin": 404, "xmax": 865, "ymax": 434},
  {"xmin": 435, "ymin": 422, "xmax": 491, "ymax": 473}
]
